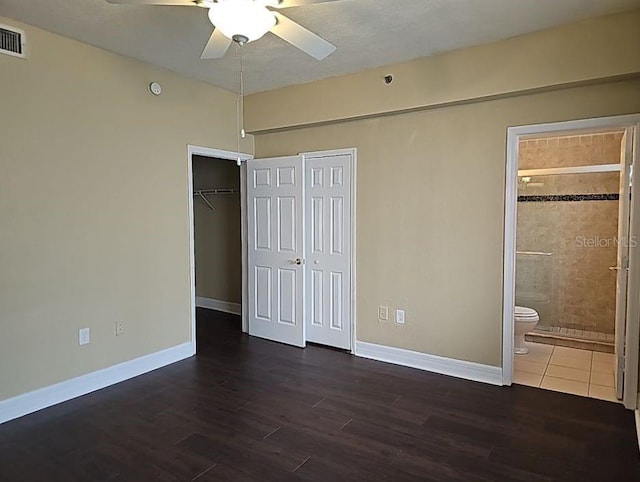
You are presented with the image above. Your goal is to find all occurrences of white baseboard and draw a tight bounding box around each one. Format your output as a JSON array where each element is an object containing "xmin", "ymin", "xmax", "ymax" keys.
[
  {"xmin": 355, "ymin": 341, "xmax": 503, "ymax": 386},
  {"xmin": 196, "ymin": 296, "xmax": 241, "ymax": 315},
  {"xmin": 0, "ymin": 342, "xmax": 194, "ymax": 425}
]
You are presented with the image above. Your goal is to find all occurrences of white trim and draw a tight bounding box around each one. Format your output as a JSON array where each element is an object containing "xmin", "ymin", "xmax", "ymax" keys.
[
  {"xmin": 240, "ymin": 163, "xmax": 249, "ymax": 333},
  {"xmin": 623, "ymin": 125, "xmax": 640, "ymax": 409},
  {"xmin": 0, "ymin": 342, "xmax": 193, "ymax": 425},
  {"xmin": 195, "ymin": 296, "xmax": 241, "ymax": 315},
  {"xmin": 518, "ymin": 164, "xmax": 622, "ymax": 177},
  {"xmin": 187, "ymin": 145, "xmax": 253, "ymax": 346},
  {"xmin": 351, "ymin": 150, "xmax": 357, "ymax": 355},
  {"xmin": 502, "ymin": 128, "xmax": 519, "ymax": 385},
  {"xmin": 187, "ymin": 148, "xmax": 196, "ymax": 354},
  {"xmin": 503, "ymin": 114, "xmax": 640, "ymax": 393},
  {"xmin": 355, "ymin": 341, "xmax": 503, "ymax": 386},
  {"xmin": 301, "ymin": 148, "xmax": 358, "ymax": 353},
  {"xmin": 508, "ymin": 114, "xmax": 640, "ymax": 138},
  {"xmin": 636, "ymin": 410, "xmax": 640, "ymax": 453}
]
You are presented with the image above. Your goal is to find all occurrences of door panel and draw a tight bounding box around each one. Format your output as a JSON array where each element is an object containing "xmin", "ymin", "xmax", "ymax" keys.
[
  {"xmin": 247, "ymin": 156, "xmax": 305, "ymax": 347},
  {"xmin": 304, "ymin": 154, "xmax": 352, "ymax": 350},
  {"xmin": 255, "ymin": 266, "xmax": 272, "ymax": 320},
  {"xmin": 622, "ymin": 126, "xmax": 640, "ymax": 408},
  {"xmin": 614, "ymin": 129, "xmax": 634, "ymax": 399}
]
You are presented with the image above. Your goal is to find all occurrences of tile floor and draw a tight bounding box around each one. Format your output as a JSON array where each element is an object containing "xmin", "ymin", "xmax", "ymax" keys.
[{"xmin": 513, "ymin": 341, "xmax": 618, "ymax": 402}]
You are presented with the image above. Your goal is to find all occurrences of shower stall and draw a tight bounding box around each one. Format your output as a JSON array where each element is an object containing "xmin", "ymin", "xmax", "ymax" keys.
[{"xmin": 515, "ymin": 131, "xmax": 625, "ymax": 352}]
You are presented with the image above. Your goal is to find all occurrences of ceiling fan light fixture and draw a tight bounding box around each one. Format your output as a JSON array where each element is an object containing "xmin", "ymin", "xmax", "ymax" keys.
[{"xmin": 208, "ymin": 0, "xmax": 276, "ymax": 43}]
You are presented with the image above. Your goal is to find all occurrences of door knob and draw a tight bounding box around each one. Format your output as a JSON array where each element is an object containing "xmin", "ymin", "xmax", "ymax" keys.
[
  {"xmin": 289, "ymin": 257, "xmax": 302, "ymax": 265},
  {"xmin": 609, "ymin": 266, "xmax": 629, "ymax": 271}
]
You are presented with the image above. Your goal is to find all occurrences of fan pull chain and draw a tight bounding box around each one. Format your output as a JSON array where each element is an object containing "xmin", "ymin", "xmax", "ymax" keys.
[
  {"xmin": 239, "ymin": 48, "xmax": 246, "ymax": 140},
  {"xmin": 235, "ymin": 43, "xmax": 243, "ymax": 166}
]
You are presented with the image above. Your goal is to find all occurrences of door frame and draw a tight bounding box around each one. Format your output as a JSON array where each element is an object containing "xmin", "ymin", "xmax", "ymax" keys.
[
  {"xmin": 187, "ymin": 145, "xmax": 253, "ymax": 354},
  {"xmin": 502, "ymin": 114, "xmax": 640, "ymax": 409},
  {"xmin": 302, "ymin": 148, "xmax": 358, "ymax": 353}
]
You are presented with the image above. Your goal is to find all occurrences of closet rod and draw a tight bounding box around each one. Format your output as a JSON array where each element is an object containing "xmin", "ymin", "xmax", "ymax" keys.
[{"xmin": 194, "ymin": 188, "xmax": 239, "ymax": 195}]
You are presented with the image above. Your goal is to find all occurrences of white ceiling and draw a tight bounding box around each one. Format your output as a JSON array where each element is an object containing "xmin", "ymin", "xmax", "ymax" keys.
[{"xmin": 2, "ymin": 0, "xmax": 639, "ymax": 93}]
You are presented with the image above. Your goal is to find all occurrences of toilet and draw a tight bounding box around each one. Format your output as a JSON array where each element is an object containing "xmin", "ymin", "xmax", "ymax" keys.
[{"xmin": 514, "ymin": 306, "xmax": 540, "ymax": 355}]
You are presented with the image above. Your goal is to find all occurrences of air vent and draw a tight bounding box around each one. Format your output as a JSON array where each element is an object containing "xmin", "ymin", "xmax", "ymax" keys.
[{"xmin": 0, "ymin": 24, "xmax": 26, "ymax": 58}]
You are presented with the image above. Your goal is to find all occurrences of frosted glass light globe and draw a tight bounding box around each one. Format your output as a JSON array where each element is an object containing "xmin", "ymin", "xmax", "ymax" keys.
[{"xmin": 208, "ymin": 0, "xmax": 276, "ymax": 43}]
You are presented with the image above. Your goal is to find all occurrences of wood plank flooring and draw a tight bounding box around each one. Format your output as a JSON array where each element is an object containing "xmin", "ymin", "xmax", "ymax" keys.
[{"xmin": 1, "ymin": 308, "xmax": 639, "ymax": 481}]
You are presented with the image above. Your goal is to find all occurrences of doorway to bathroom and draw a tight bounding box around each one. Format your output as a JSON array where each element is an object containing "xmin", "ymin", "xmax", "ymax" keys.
[{"xmin": 502, "ymin": 114, "xmax": 640, "ymax": 409}]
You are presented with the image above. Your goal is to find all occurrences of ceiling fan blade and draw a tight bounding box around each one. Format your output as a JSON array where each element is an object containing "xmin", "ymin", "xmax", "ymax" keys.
[
  {"xmin": 106, "ymin": 0, "xmax": 207, "ymax": 6},
  {"xmin": 201, "ymin": 29, "xmax": 232, "ymax": 59},
  {"xmin": 273, "ymin": 0, "xmax": 342, "ymax": 8},
  {"xmin": 270, "ymin": 12, "xmax": 336, "ymax": 60}
]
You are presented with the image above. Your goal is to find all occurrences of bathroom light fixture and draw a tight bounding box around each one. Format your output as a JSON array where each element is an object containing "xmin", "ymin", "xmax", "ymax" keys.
[{"xmin": 208, "ymin": 0, "xmax": 276, "ymax": 44}]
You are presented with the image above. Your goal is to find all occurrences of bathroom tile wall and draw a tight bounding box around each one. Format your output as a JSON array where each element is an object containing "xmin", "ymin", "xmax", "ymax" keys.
[
  {"xmin": 516, "ymin": 132, "xmax": 624, "ymax": 335},
  {"xmin": 519, "ymin": 132, "xmax": 624, "ymax": 169}
]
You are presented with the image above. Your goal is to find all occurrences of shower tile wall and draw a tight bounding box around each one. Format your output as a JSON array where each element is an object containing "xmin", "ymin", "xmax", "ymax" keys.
[
  {"xmin": 516, "ymin": 132, "xmax": 623, "ymax": 335},
  {"xmin": 519, "ymin": 132, "xmax": 624, "ymax": 170}
]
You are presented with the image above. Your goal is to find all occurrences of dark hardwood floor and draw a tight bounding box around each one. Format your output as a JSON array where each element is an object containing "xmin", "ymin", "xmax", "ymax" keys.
[{"xmin": 1, "ymin": 308, "xmax": 639, "ymax": 481}]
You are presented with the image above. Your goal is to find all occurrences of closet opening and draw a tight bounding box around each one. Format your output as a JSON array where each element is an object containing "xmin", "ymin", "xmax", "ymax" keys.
[
  {"xmin": 187, "ymin": 146, "xmax": 252, "ymax": 354},
  {"xmin": 186, "ymin": 146, "xmax": 357, "ymax": 354}
]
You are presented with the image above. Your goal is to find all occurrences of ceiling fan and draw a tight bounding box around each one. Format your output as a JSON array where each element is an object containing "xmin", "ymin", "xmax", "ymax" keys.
[{"xmin": 106, "ymin": 0, "xmax": 341, "ymax": 60}]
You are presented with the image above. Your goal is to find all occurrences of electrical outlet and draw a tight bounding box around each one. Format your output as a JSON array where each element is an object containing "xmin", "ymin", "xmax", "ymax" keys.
[
  {"xmin": 79, "ymin": 328, "xmax": 90, "ymax": 346},
  {"xmin": 115, "ymin": 322, "xmax": 124, "ymax": 336},
  {"xmin": 396, "ymin": 309, "xmax": 405, "ymax": 324},
  {"xmin": 378, "ymin": 305, "xmax": 389, "ymax": 321}
]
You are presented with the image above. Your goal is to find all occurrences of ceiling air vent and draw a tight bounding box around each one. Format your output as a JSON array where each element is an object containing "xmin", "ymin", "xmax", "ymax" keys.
[{"xmin": 0, "ymin": 24, "xmax": 26, "ymax": 58}]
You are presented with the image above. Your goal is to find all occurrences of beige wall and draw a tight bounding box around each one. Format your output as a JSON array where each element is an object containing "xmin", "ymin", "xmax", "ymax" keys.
[
  {"xmin": 2, "ymin": 10, "xmax": 639, "ymax": 408},
  {"xmin": 193, "ymin": 156, "xmax": 242, "ymax": 303},
  {"xmin": 246, "ymin": 10, "xmax": 640, "ymax": 133},
  {"xmin": 253, "ymin": 80, "xmax": 640, "ymax": 367},
  {"xmin": 249, "ymin": 10, "xmax": 640, "ymax": 368},
  {"xmin": 0, "ymin": 18, "xmax": 251, "ymax": 402}
]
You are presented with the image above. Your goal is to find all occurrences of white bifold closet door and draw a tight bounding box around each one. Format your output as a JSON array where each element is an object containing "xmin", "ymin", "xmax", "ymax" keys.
[
  {"xmin": 247, "ymin": 151, "xmax": 353, "ymax": 350},
  {"xmin": 247, "ymin": 156, "xmax": 305, "ymax": 348},
  {"xmin": 304, "ymin": 153, "xmax": 352, "ymax": 350}
]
